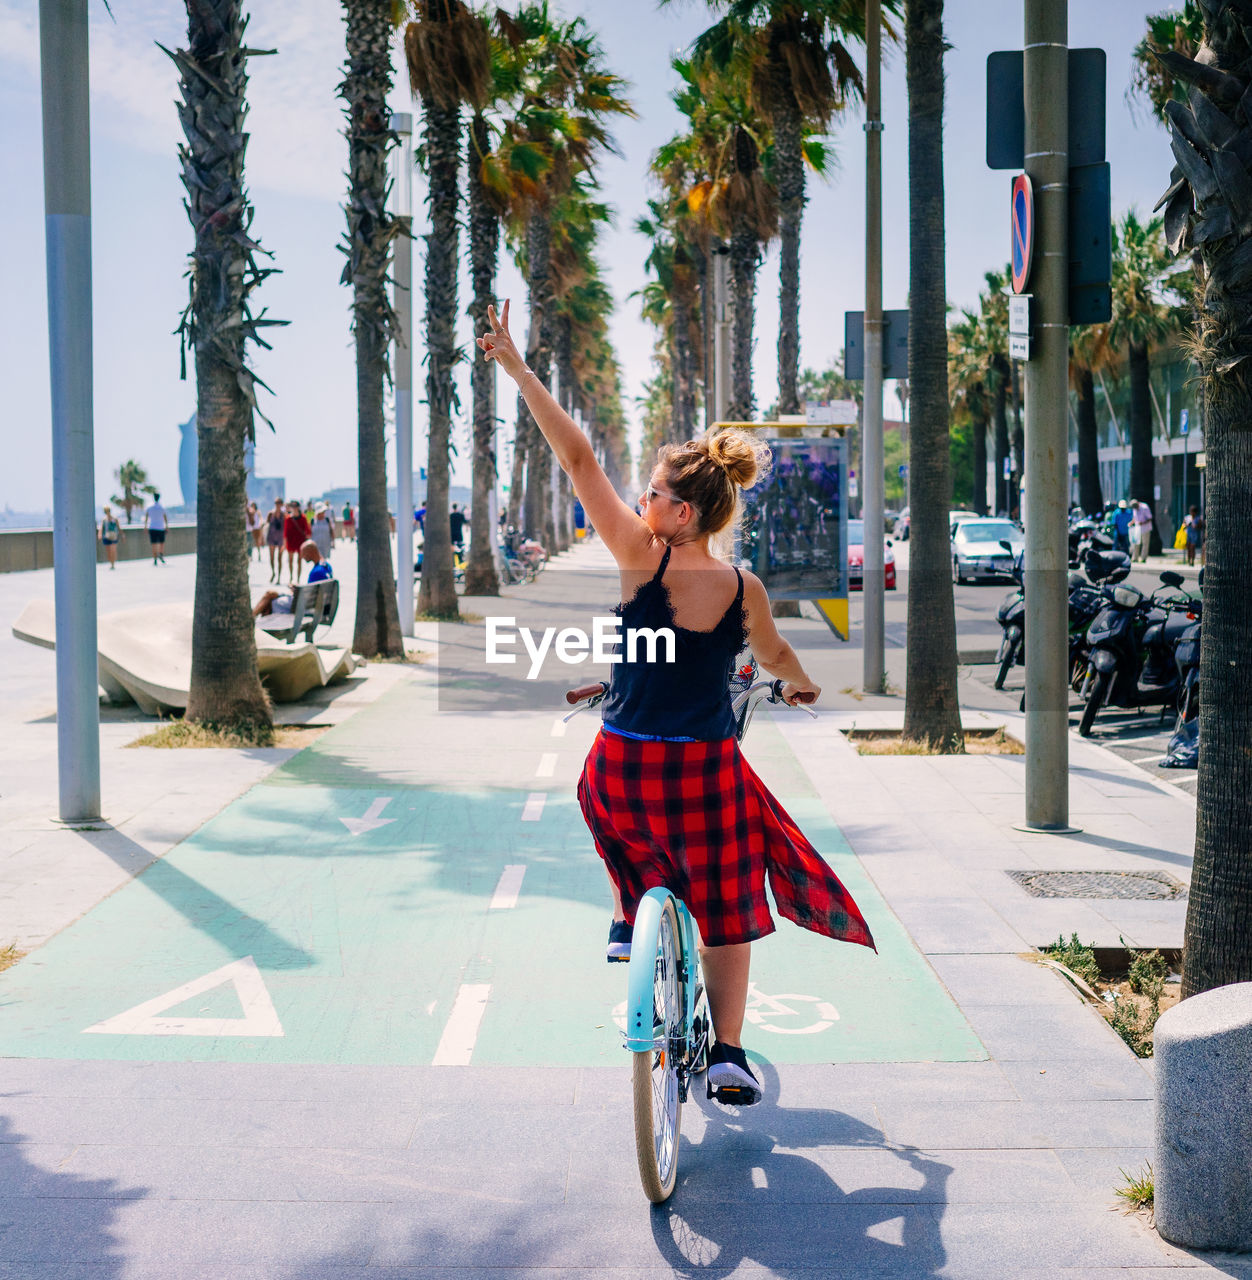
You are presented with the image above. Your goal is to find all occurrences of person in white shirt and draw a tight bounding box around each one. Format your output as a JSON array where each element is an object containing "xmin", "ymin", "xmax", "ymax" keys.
[{"xmin": 144, "ymin": 494, "xmax": 168, "ymax": 565}]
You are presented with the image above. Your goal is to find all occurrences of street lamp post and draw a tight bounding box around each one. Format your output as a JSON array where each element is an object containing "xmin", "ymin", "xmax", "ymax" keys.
[
  {"xmin": 40, "ymin": 0, "xmax": 101, "ymax": 822},
  {"xmin": 390, "ymin": 112, "xmax": 414, "ymax": 638},
  {"xmin": 862, "ymin": 0, "xmax": 886, "ymax": 695}
]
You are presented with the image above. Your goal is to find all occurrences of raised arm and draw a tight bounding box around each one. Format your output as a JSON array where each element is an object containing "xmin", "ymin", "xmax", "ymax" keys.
[{"xmin": 478, "ymin": 302, "xmax": 652, "ymax": 564}]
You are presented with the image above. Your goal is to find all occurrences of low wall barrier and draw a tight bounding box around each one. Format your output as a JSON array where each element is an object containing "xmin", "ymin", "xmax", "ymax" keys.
[{"xmin": 0, "ymin": 524, "xmax": 198, "ymax": 574}]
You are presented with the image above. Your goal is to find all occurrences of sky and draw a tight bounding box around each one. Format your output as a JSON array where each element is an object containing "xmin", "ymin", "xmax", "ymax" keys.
[{"xmin": 0, "ymin": 1, "xmax": 1179, "ymax": 515}]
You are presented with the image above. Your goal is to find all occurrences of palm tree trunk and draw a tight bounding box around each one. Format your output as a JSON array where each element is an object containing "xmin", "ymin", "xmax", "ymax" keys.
[
  {"xmin": 416, "ymin": 93, "xmax": 462, "ymax": 619},
  {"xmin": 1076, "ymin": 365, "xmax": 1103, "ymax": 516},
  {"xmin": 343, "ymin": 0, "xmax": 402, "ymax": 657},
  {"xmin": 463, "ymin": 113, "xmax": 500, "ymax": 597},
  {"xmin": 1128, "ymin": 341, "xmax": 1160, "ymax": 552},
  {"xmin": 773, "ymin": 93, "xmax": 804, "ymax": 416},
  {"xmin": 507, "ymin": 424, "xmax": 526, "ymax": 529},
  {"xmin": 672, "ymin": 284, "xmax": 696, "ymax": 440},
  {"xmin": 522, "ymin": 212, "xmax": 554, "ymax": 542},
  {"xmin": 176, "ymin": 0, "xmax": 270, "ymax": 731},
  {"xmin": 992, "ymin": 357, "xmax": 1010, "ymax": 516},
  {"xmin": 902, "ymin": 0, "xmax": 962, "ymax": 752},
  {"xmin": 727, "ymin": 225, "xmax": 757, "ymax": 421},
  {"xmin": 695, "ymin": 243, "xmax": 712, "ymax": 430},
  {"xmin": 972, "ymin": 402, "xmax": 988, "ymax": 515}
]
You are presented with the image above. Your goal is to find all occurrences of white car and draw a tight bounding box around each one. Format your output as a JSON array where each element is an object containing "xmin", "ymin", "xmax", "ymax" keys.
[{"xmin": 950, "ymin": 518, "xmax": 1024, "ymax": 584}]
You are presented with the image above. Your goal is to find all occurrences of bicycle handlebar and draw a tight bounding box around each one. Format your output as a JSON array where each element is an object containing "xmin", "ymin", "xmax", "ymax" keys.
[{"xmin": 566, "ymin": 681, "xmax": 609, "ymax": 706}]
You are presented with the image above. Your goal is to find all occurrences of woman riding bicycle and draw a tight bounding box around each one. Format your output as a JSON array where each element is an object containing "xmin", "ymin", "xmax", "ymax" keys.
[{"xmin": 479, "ymin": 302, "xmax": 875, "ymax": 1105}]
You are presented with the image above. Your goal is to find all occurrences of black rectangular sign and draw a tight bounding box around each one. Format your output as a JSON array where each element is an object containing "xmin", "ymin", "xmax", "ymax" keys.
[{"xmin": 986, "ymin": 48, "xmax": 1106, "ymax": 170}]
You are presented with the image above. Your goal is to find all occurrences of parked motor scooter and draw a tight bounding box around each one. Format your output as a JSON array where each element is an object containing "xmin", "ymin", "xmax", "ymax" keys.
[
  {"xmin": 1162, "ymin": 568, "xmax": 1203, "ymax": 767},
  {"xmin": 1077, "ymin": 570, "xmax": 1195, "ymax": 737}
]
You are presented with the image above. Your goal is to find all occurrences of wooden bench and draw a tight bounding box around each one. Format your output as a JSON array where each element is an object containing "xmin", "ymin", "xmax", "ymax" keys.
[{"xmin": 257, "ymin": 578, "xmax": 339, "ymax": 644}]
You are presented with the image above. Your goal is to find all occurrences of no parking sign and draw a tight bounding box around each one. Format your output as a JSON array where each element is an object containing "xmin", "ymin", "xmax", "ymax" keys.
[{"xmin": 1011, "ymin": 173, "xmax": 1034, "ymax": 293}]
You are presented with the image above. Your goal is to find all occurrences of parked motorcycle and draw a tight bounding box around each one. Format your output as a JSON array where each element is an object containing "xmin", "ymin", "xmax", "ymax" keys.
[
  {"xmin": 1077, "ymin": 570, "xmax": 1195, "ymax": 737},
  {"xmin": 1162, "ymin": 567, "xmax": 1203, "ymax": 768},
  {"xmin": 992, "ymin": 542, "xmax": 1130, "ymax": 692}
]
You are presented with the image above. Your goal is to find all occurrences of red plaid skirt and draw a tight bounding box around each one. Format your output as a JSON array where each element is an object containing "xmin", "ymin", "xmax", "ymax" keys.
[{"xmin": 577, "ymin": 728, "xmax": 876, "ymax": 950}]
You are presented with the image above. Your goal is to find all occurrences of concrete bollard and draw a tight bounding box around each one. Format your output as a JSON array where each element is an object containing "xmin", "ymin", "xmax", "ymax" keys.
[{"xmin": 1154, "ymin": 980, "xmax": 1252, "ymax": 1252}]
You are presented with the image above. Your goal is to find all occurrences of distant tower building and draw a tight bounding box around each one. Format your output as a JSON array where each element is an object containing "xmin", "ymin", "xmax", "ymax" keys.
[{"xmin": 178, "ymin": 413, "xmax": 197, "ymax": 509}]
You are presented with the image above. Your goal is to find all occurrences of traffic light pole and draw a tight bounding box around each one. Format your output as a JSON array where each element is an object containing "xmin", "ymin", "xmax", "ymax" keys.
[
  {"xmin": 1022, "ymin": 0, "xmax": 1072, "ymax": 830},
  {"xmin": 862, "ymin": 0, "xmax": 885, "ymax": 695}
]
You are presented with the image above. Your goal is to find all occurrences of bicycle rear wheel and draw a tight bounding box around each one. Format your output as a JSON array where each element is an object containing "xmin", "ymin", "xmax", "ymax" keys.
[{"xmin": 632, "ymin": 894, "xmax": 685, "ymax": 1203}]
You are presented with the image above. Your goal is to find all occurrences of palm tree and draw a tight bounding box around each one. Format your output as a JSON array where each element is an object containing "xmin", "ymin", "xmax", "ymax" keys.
[
  {"xmin": 341, "ymin": 0, "xmax": 404, "ymax": 657},
  {"xmin": 901, "ymin": 0, "xmax": 961, "ymax": 751},
  {"xmin": 405, "ymin": 0, "xmax": 491, "ymax": 619},
  {"xmin": 1069, "ymin": 326, "xmax": 1106, "ymax": 516},
  {"xmin": 676, "ymin": 1, "xmax": 900, "ymax": 414},
  {"xmin": 1145, "ymin": 5, "xmax": 1252, "ymax": 996},
  {"xmin": 1130, "ymin": 1, "xmax": 1204, "ymax": 120},
  {"xmin": 166, "ymin": 2, "xmax": 280, "ymax": 733},
  {"xmin": 110, "ymin": 459, "xmax": 157, "ymax": 524},
  {"xmin": 496, "ymin": 4, "xmax": 632, "ymax": 550},
  {"xmin": 976, "ymin": 269, "xmax": 1012, "ymax": 514},
  {"xmin": 948, "ymin": 314, "xmax": 991, "ymax": 516},
  {"xmin": 1107, "ymin": 209, "xmax": 1180, "ymax": 553}
]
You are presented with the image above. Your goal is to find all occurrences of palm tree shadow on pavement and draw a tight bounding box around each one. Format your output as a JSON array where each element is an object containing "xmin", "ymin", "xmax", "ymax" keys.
[
  {"xmin": 0, "ymin": 1111, "xmax": 146, "ymax": 1273},
  {"xmin": 650, "ymin": 1062, "xmax": 951, "ymax": 1277}
]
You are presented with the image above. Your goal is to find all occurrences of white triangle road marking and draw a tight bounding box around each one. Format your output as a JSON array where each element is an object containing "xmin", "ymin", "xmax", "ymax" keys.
[
  {"xmin": 340, "ymin": 796, "xmax": 395, "ymax": 835},
  {"xmin": 83, "ymin": 956, "xmax": 284, "ymax": 1038}
]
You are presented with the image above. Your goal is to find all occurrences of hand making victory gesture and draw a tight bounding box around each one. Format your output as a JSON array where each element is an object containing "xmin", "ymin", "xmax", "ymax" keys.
[{"xmin": 477, "ymin": 300, "xmax": 527, "ymax": 382}]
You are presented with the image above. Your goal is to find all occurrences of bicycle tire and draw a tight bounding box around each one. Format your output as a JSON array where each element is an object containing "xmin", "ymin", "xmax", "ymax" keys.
[
  {"xmin": 632, "ymin": 895, "xmax": 684, "ymax": 1203},
  {"xmin": 1079, "ymin": 669, "xmax": 1111, "ymax": 738}
]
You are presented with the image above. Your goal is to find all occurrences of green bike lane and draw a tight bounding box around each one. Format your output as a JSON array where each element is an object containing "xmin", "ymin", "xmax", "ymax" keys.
[{"xmin": 0, "ymin": 671, "xmax": 985, "ymax": 1069}]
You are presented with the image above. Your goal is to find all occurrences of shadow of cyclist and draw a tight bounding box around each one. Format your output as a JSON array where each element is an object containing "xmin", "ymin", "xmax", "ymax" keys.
[{"xmin": 648, "ymin": 1061, "xmax": 951, "ymax": 1276}]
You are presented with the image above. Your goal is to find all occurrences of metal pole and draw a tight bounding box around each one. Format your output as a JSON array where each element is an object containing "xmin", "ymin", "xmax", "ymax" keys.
[
  {"xmin": 1022, "ymin": 0, "xmax": 1071, "ymax": 831},
  {"xmin": 41, "ymin": 0, "xmax": 100, "ymax": 822},
  {"xmin": 862, "ymin": 0, "xmax": 885, "ymax": 694},
  {"xmin": 390, "ymin": 113, "xmax": 414, "ymax": 638},
  {"xmin": 713, "ymin": 247, "xmax": 731, "ymax": 423}
]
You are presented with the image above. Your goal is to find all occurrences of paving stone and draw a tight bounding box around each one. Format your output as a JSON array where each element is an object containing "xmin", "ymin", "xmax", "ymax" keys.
[
  {"xmin": 957, "ymin": 1001, "xmax": 1132, "ymax": 1061},
  {"xmin": 998, "ymin": 1056, "xmax": 1154, "ymax": 1102},
  {"xmin": 872, "ymin": 1099, "xmax": 1153, "ymax": 1151}
]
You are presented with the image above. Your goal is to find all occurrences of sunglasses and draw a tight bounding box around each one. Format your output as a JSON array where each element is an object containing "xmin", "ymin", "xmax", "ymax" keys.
[{"xmin": 642, "ymin": 483, "xmax": 693, "ymax": 510}]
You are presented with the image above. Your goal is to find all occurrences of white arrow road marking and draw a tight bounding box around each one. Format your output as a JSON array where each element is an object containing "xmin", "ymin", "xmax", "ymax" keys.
[
  {"xmin": 536, "ymin": 753, "xmax": 558, "ymax": 778},
  {"xmin": 521, "ymin": 793, "xmax": 546, "ymax": 822},
  {"xmin": 83, "ymin": 956, "xmax": 283, "ymax": 1038},
  {"xmin": 432, "ymin": 983, "xmax": 491, "ymax": 1065},
  {"xmin": 340, "ymin": 796, "xmax": 395, "ymax": 835},
  {"xmin": 489, "ymin": 865, "xmax": 527, "ymax": 910}
]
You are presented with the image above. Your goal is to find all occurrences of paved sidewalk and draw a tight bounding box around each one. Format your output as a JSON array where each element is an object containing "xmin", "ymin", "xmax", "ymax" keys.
[{"xmin": 0, "ymin": 540, "xmax": 1246, "ymax": 1277}]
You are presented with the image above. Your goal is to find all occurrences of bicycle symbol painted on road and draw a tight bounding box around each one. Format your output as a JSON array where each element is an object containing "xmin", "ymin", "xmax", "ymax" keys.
[{"xmin": 612, "ymin": 983, "xmax": 838, "ymax": 1036}]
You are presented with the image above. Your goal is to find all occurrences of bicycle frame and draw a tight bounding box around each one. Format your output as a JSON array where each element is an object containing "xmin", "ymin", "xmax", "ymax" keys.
[{"xmin": 625, "ymin": 887, "xmax": 706, "ymax": 1101}]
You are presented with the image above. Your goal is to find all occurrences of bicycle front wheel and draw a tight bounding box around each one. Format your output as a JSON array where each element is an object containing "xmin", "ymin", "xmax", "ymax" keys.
[{"xmin": 632, "ymin": 894, "xmax": 685, "ymax": 1203}]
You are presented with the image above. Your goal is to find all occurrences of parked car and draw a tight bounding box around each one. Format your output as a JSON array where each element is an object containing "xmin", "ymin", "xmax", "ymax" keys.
[
  {"xmin": 948, "ymin": 509, "xmax": 980, "ymax": 538},
  {"xmin": 847, "ymin": 519, "xmax": 897, "ymax": 591},
  {"xmin": 950, "ymin": 518, "xmax": 1025, "ymax": 584}
]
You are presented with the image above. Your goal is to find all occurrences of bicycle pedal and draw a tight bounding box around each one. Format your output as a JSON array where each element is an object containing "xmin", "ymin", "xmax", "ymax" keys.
[{"xmin": 707, "ymin": 1083, "xmax": 761, "ymax": 1107}]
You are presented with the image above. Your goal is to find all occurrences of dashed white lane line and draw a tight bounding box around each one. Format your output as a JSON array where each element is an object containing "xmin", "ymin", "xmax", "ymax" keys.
[
  {"xmin": 489, "ymin": 865, "xmax": 527, "ymax": 910},
  {"xmin": 432, "ymin": 984, "xmax": 492, "ymax": 1066},
  {"xmin": 1131, "ymin": 755, "xmax": 1165, "ymax": 765},
  {"xmin": 536, "ymin": 753, "xmax": 558, "ymax": 778},
  {"xmin": 551, "ymin": 717, "xmax": 567, "ymax": 738},
  {"xmin": 521, "ymin": 792, "xmax": 546, "ymax": 822}
]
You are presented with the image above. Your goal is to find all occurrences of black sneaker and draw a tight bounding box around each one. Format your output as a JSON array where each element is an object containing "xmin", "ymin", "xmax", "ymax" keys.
[
  {"xmin": 706, "ymin": 1041, "xmax": 762, "ymax": 1106},
  {"xmin": 606, "ymin": 919, "xmax": 632, "ymax": 963}
]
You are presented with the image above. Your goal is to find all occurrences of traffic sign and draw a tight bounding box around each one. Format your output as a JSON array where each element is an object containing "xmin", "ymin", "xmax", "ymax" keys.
[
  {"xmin": 1009, "ymin": 333, "xmax": 1030, "ymax": 361},
  {"xmin": 1009, "ymin": 294, "xmax": 1030, "ymax": 335},
  {"xmin": 1180, "ymin": 409, "xmax": 1190, "ymax": 436},
  {"xmin": 986, "ymin": 49, "xmax": 1106, "ymax": 170},
  {"xmin": 1011, "ymin": 174, "xmax": 1034, "ymax": 294},
  {"xmin": 844, "ymin": 310, "xmax": 910, "ymax": 381},
  {"xmin": 898, "ymin": 464, "xmax": 908, "ymax": 479}
]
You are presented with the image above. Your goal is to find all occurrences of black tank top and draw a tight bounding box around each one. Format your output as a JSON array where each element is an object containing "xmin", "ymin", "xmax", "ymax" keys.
[{"xmin": 600, "ymin": 546, "xmax": 747, "ymax": 742}]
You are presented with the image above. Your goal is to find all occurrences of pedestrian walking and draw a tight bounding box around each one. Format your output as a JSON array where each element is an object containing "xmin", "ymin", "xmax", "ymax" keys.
[
  {"xmin": 341, "ymin": 501, "xmax": 355, "ymax": 542},
  {"xmin": 246, "ymin": 502, "xmax": 264, "ymax": 559},
  {"xmin": 310, "ymin": 503, "xmax": 335, "ymax": 561},
  {"xmin": 98, "ymin": 505, "xmax": 121, "ymax": 569},
  {"xmin": 1112, "ymin": 500, "xmax": 1132, "ymax": 554},
  {"xmin": 449, "ymin": 502, "xmax": 466, "ymax": 551},
  {"xmin": 284, "ymin": 502, "xmax": 311, "ymax": 584},
  {"xmin": 144, "ymin": 493, "xmax": 168, "ymax": 564},
  {"xmin": 478, "ymin": 300, "xmax": 875, "ymax": 1105},
  {"xmin": 265, "ymin": 499, "xmax": 285, "ymax": 581},
  {"xmin": 1132, "ymin": 499, "xmax": 1154, "ymax": 562},
  {"xmin": 1185, "ymin": 505, "xmax": 1205, "ymax": 567}
]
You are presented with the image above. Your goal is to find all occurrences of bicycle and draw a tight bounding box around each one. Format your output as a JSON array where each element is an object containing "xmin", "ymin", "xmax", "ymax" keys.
[{"xmin": 564, "ymin": 661, "xmax": 816, "ymax": 1202}]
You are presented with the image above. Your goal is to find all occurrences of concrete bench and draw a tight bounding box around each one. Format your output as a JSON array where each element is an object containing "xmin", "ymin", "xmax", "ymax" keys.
[
  {"xmin": 257, "ymin": 578, "xmax": 339, "ymax": 644},
  {"xmin": 1154, "ymin": 980, "xmax": 1252, "ymax": 1251}
]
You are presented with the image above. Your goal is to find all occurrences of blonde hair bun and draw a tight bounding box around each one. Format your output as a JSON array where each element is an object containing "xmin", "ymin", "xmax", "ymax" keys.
[{"xmin": 705, "ymin": 429, "xmax": 765, "ymax": 489}]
